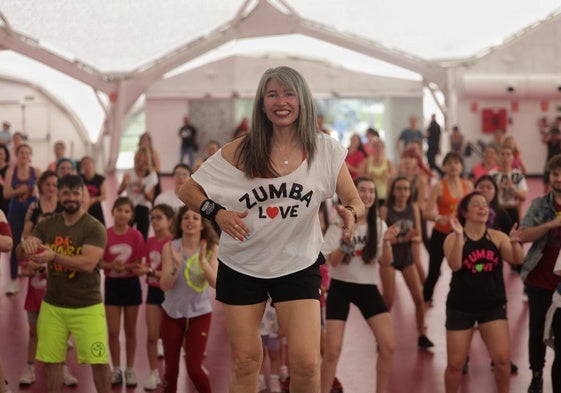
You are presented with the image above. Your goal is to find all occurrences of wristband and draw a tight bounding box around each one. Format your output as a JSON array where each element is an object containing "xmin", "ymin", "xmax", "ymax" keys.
[
  {"xmin": 200, "ymin": 199, "xmax": 225, "ymax": 222},
  {"xmin": 339, "ymin": 239, "xmax": 354, "ymax": 255},
  {"xmin": 344, "ymin": 205, "xmax": 357, "ymax": 223}
]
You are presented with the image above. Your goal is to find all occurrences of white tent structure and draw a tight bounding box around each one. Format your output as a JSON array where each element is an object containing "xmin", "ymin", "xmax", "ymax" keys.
[{"xmin": 1, "ymin": 0, "xmax": 561, "ymax": 173}]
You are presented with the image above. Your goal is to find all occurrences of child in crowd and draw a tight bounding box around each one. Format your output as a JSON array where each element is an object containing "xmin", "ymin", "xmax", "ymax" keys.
[
  {"xmin": 135, "ymin": 204, "xmax": 174, "ymax": 391},
  {"xmin": 102, "ymin": 197, "xmax": 145, "ymax": 387}
]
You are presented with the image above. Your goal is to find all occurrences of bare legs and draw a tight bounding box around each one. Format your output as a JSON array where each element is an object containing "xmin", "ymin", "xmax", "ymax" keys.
[{"xmin": 321, "ymin": 312, "xmax": 395, "ymax": 393}]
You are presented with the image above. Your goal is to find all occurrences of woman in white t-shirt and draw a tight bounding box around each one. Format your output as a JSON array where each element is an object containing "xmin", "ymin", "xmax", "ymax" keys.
[
  {"xmin": 117, "ymin": 147, "xmax": 158, "ymax": 239},
  {"xmin": 179, "ymin": 66, "xmax": 364, "ymax": 392},
  {"xmin": 320, "ymin": 176, "xmax": 398, "ymax": 393}
]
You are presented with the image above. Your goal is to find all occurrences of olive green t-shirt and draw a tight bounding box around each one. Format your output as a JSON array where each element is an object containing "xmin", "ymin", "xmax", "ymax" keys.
[{"xmin": 32, "ymin": 212, "xmax": 107, "ymax": 308}]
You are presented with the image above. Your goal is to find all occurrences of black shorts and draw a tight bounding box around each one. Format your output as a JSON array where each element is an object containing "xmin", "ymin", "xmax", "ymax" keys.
[
  {"xmin": 104, "ymin": 276, "xmax": 142, "ymax": 306},
  {"xmin": 215, "ymin": 254, "xmax": 324, "ymax": 305},
  {"xmin": 146, "ymin": 285, "xmax": 164, "ymax": 305},
  {"xmin": 326, "ymin": 279, "xmax": 388, "ymax": 321},
  {"xmin": 446, "ymin": 304, "xmax": 507, "ymax": 330}
]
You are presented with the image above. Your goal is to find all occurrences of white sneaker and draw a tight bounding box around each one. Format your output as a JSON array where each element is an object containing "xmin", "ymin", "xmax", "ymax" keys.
[
  {"xmin": 124, "ymin": 368, "xmax": 137, "ymax": 387},
  {"xmin": 62, "ymin": 365, "xmax": 78, "ymax": 386},
  {"xmin": 270, "ymin": 374, "xmax": 281, "ymax": 393},
  {"xmin": 67, "ymin": 339, "xmax": 74, "ymax": 350},
  {"xmin": 279, "ymin": 365, "xmax": 289, "ymax": 381},
  {"xmin": 157, "ymin": 338, "xmax": 164, "ymax": 358},
  {"xmin": 5, "ymin": 280, "xmax": 18, "ymax": 295},
  {"xmin": 111, "ymin": 368, "xmax": 123, "ymax": 385},
  {"xmin": 258, "ymin": 374, "xmax": 267, "ymax": 392},
  {"xmin": 18, "ymin": 364, "xmax": 36, "ymax": 385},
  {"xmin": 143, "ymin": 370, "xmax": 161, "ymax": 391}
]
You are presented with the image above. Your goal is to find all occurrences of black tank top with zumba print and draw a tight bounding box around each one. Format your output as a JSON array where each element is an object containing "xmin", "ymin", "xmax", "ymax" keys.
[{"xmin": 446, "ymin": 231, "xmax": 506, "ymax": 312}]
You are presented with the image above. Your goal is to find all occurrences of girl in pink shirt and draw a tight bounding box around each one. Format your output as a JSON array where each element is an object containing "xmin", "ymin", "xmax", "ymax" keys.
[
  {"xmin": 136, "ymin": 204, "xmax": 174, "ymax": 390},
  {"xmin": 102, "ymin": 197, "xmax": 145, "ymax": 387}
]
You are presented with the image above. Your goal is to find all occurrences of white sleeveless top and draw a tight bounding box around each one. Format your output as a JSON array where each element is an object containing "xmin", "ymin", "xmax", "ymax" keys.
[{"xmin": 192, "ymin": 133, "xmax": 346, "ymax": 279}]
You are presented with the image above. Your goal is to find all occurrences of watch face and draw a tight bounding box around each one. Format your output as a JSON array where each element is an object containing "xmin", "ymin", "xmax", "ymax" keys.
[{"xmin": 201, "ymin": 200, "xmax": 215, "ymax": 214}]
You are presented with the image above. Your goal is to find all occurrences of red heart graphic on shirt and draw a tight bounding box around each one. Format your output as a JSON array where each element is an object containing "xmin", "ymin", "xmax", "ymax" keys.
[{"xmin": 266, "ymin": 207, "xmax": 279, "ymax": 219}]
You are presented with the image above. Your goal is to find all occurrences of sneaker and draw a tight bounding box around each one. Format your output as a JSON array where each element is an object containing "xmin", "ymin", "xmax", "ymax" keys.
[
  {"xmin": 111, "ymin": 368, "xmax": 123, "ymax": 385},
  {"xmin": 270, "ymin": 374, "xmax": 282, "ymax": 393},
  {"xmin": 143, "ymin": 370, "xmax": 161, "ymax": 391},
  {"xmin": 280, "ymin": 376, "xmax": 290, "ymax": 393},
  {"xmin": 331, "ymin": 377, "xmax": 344, "ymax": 393},
  {"xmin": 67, "ymin": 339, "xmax": 74, "ymax": 350},
  {"xmin": 124, "ymin": 368, "xmax": 137, "ymax": 387},
  {"xmin": 62, "ymin": 365, "xmax": 78, "ymax": 386},
  {"xmin": 418, "ymin": 334, "xmax": 435, "ymax": 349},
  {"xmin": 157, "ymin": 338, "xmax": 164, "ymax": 358},
  {"xmin": 490, "ymin": 360, "xmax": 518, "ymax": 374},
  {"xmin": 510, "ymin": 361, "xmax": 519, "ymax": 374},
  {"xmin": 18, "ymin": 364, "xmax": 36, "ymax": 385},
  {"xmin": 279, "ymin": 365, "xmax": 289, "ymax": 382},
  {"xmin": 5, "ymin": 280, "xmax": 18, "ymax": 295},
  {"xmin": 257, "ymin": 374, "xmax": 267, "ymax": 392},
  {"xmin": 527, "ymin": 376, "xmax": 543, "ymax": 393}
]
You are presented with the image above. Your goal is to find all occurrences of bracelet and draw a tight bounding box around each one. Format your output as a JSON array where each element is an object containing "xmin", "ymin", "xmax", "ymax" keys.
[
  {"xmin": 344, "ymin": 205, "xmax": 357, "ymax": 223},
  {"xmin": 147, "ymin": 267, "xmax": 155, "ymax": 277},
  {"xmin": 200, "ymin": 199, "xmax": 226, "ymax": 222}
]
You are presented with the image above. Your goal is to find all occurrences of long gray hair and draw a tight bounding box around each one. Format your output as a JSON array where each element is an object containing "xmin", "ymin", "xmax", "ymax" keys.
[{"xmin": 235, "ymin": 66, "xmax": 318, "ymax": 178}]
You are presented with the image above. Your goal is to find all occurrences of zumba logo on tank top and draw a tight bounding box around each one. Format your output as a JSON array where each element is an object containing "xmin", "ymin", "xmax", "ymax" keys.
[
  {"xmin": 184, "ymin": 252, "xmax": 211, "ymax": 293},
  {"xmin": 463, "ymin": 248, "xmax": 499, "ymax": 274},
  {"xmin": 238, "ymin": 182, "xmax": 313, "ymax": 220}
]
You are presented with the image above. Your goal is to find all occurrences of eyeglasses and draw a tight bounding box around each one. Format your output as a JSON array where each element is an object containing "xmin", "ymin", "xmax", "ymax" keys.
[{"xmin": 150, "ymin": 215, "xmax": 164, "ymax": 220}]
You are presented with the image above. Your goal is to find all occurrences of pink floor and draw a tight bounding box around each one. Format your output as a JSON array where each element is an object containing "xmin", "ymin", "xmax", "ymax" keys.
[{"xmin": 0, "ymin": 176, "xmax": 555, "ymax": 392}]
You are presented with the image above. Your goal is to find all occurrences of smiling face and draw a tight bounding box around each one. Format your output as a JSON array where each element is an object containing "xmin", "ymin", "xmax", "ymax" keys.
[
  {"xmin": 263, "ymin": 79, "xmax": 300, "ymax": 130},
  {"xmin": 356, "ymin": 178, "xmax": 376, "ymax": 209},
  {"xmin": 463, "ymin": 194, "xmax": 489, "ymax": 224},
  {"xmin": 181, "ymin": 209, "xmax": 204, "ymax": 237},
  {"xmin": 58, "ymin": 186, "xmax": 83, "ymax": 215}
]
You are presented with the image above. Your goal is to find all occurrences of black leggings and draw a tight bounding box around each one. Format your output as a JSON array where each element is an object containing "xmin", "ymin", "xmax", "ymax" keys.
[
  {"xmin": 526, "ymin": 285, "xmax": 554, "ymax": 373},
  {"xmin": 423, "ymin": 229, "xmax": 447, "ymax": 302},
  {"xmin": 134, "ymin": 205, "xmax": 150, "ymax": 240},
  {"xmin": 553, "ymin": 307, "xmax": 561, "ymax": 392}
]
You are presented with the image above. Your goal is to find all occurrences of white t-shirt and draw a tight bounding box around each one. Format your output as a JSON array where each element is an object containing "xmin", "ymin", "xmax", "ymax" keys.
[
  {"xmin": 154, "ymin": 190, "xmax": 184, "ymax": 212},
  {"xmin": 489, "ymin": 169, "xmax": 527, "ymax": 208},
  {"xmin": 125, "ymin": 170, "xmax": 158, "ymax": 208},
  {"xmin": 192, "ymin": 133, "xmax": 346, "ymax": 278},
  {"xmin": 321, "ymin": 218, "xmax": 387, "ymax": 285}
]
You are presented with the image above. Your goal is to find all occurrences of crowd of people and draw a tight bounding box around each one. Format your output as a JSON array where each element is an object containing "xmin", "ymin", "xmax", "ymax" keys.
[{"xmin": 0, "ymin": 66, "xmax": 561, "ymax": 393}]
